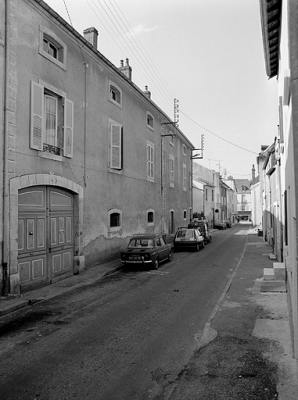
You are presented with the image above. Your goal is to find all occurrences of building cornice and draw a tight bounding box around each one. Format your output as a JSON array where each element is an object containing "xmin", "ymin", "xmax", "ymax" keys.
[{"xmin": 259, "ymin": 0, "xmax": 282, "ymax": 78}]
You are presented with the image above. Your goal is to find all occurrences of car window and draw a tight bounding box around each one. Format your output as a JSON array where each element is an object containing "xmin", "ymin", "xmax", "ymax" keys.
[
  {"xmin": 160, "ymin": 237, "xmax": 166, "ymax": 246},
  {"xmin": 184, "ymin": 230, "xmax": 194, "ymax": 239},
  {"xmin": 156, "ymin": 238, "xmax": 161, "ymax": 246},
  {"xmin": 128, "ymin": 239, "xmax": 154, "ymax": 248}
]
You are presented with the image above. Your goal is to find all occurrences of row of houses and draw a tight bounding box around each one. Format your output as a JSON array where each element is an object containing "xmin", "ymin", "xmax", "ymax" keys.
[
  {"xmin": 258, "ymin": 0, "xmax": 298, "ymax": 363},
  {"xmin": 0, "ymin": 0, "xmax": 195, "ymax": 295},
  {"xmin": 193, "ymin": 162, "xmax": 253, "ymax": 227}
]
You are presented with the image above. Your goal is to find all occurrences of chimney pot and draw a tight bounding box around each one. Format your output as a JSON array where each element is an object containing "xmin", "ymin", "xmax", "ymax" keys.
[
  {"xmin": 120, "ymin": 60, "xmax": 124, "ymax": 67},
  {"xmin": 119, "ymin": 58, "xmax": 132, "ymax": 80},
  {"xmin": 144, "ymin": 86, "xmax": 151, "ymax": 99}
]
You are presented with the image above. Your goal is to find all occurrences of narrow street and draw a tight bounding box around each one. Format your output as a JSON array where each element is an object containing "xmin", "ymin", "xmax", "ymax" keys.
[{"xmin": 0, "ymin": 225, "xmax": 250, "ymax": 399}]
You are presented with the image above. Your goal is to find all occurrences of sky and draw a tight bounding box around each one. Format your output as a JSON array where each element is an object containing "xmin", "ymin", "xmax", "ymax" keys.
[{"xmin": 45, "ymin": 0, "xmax": 278, "ymax": 180}]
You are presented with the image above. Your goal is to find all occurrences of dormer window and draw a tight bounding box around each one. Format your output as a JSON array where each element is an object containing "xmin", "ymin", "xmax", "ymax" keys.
[
  {"xmin": 146, "ymin": 112, "xmax": 154, "ymax": 130},
  {"xmin": 109, "ymin": 81, "xmax": 122, "ymax": 108}
]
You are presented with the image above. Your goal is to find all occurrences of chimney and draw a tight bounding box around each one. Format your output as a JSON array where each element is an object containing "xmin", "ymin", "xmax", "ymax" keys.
[
  {"xmin": 83, "ymin": 27, "xmax": 98, "ymax": 50},
  {"xmin": 119, "ymin": 58, "xmax": 132, "ymax": 80},
  {"xmin": 252, "ymin": 164, "xmax": 256, "ymax": 183},
  {"xmin": 144, "ymin": 86, "xmax": 151, "ymax": 99}
]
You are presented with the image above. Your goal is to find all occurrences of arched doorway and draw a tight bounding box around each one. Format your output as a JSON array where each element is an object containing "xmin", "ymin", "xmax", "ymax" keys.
[{"xmin": 18, "ymin": 186, "xmax": 74, "ymax": 292}]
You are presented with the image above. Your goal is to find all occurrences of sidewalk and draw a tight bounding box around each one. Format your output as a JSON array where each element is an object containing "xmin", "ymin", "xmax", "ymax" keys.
[
  {"xmin": 167, "ymin": 230, "xmax": 298, "ymax": 400},
  {"xmin": 0, "ymin": 257, "xmax": 123, "ymax": 316}
]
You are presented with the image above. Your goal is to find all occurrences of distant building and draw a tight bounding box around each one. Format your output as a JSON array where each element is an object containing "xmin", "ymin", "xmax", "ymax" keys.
[{"xmin": 233, "ymin": 179, "xmax": 252, "ymax": 221}]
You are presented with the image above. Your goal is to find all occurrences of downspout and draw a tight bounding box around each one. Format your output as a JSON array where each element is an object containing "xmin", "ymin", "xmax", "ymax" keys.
[{"xmin": 2, "ymin": 0, "xmax": 10, "ymax": 295}]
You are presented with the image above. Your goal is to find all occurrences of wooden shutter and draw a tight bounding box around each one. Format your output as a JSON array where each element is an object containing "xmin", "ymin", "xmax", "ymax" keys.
[
  {"xmin": 30, "ymin": 81, "xmax": 44, "ymax": 151},
  {"xmin": 63, "ymin": 98, "xmax": 74, "ymax": 158},
  {"xmin": 110, "ymin": 122, "xmax": 122, "ymax": 169}
]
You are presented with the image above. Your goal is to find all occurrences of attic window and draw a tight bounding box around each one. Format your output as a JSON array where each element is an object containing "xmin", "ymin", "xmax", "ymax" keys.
[
  {"xmin": 39, "ymin": 26, "xmax": 67, "ymax": 70},
  {"xmin": 146, "ymin": 112, "xmax": 154, "ymax": 130},
  {"xmin": 109, "ymin": 81, "xmax": 122, "ymax": 108}
]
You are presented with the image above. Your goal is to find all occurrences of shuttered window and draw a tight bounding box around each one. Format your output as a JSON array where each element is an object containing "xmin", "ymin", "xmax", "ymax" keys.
[
  {"xmin": 108, "ymin": 119, "xmax": 122, "ymax": 169},
  {"xmin": 147, "ymin": 141, "xmax": 154, "ymax": 181},
  {"xmin": 183, "ymin": 163, "xmax": 187, "ymax": 191},
  {"xmin": 30, "ymin": 81, "xmax": 73, "ymax": 158},
  {"xmin": 169, "ymin": 156, "xmax": 174, "ymax": 187}
]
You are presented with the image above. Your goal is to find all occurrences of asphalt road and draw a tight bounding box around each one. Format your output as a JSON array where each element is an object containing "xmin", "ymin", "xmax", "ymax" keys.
[{"xmin": 0, "ymin": 224, "xmax": 249, "ymax": 400}]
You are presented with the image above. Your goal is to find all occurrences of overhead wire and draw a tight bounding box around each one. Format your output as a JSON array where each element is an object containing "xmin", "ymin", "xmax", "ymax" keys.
[{"xmin": 63, "ymin": 0, "xmax": 256, "ymax": 176}]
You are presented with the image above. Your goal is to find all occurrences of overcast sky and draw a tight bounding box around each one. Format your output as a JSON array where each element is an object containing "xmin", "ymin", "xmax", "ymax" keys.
[{"xmin": 45, "ymin": 0, "xmax": 278, "ymax": 180}]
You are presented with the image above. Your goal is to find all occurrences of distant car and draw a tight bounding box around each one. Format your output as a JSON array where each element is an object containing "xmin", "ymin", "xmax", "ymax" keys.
[
  {"xmin": 223, "ymin": 219, "xmax": 231, "ymax": 228},
  {"xmin": 120, "ymin": 234, "xmax": 172, "ymax": 269},
  {"xmin": 188, "ymin": 221, "xmax": 212, "ymax": 244},
  {"xmin": 173, "ymin": 227, "xmax": 205, "ymax": 251},
  {"xmin": 214, "ymin": 220, "xmax": 227, "ymax": 230}
]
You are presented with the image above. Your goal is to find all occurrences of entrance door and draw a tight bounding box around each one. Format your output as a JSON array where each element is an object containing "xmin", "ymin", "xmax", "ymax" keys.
[{"xmin": 18, "ymin": 186, "xmax": 74, "ymax": 291}]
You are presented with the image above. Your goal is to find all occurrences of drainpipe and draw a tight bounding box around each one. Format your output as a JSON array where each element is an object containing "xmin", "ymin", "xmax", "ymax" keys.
[{"xmin": 2, "ymin": 0, "xmax": 10, "ymax": 295}]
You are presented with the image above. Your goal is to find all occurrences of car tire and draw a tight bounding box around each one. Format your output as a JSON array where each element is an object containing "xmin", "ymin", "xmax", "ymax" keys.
[
  {"xmin": 196, "ymin": 243, "xmax": 200, "ymax": 251},
  {"xmin": 153, "ymin": 258, "xmax": 159, "ymax": 269},
  {"xmin": 168, "ymin": 250, "xmax": 172, "ymax": 262},
  {"xmin": 201, "ymin": 241, "xmax": 205, "ymax": 249},
  {"xmin": 209, "ymin": 236, "xmax": 212, "ymax": 243}
]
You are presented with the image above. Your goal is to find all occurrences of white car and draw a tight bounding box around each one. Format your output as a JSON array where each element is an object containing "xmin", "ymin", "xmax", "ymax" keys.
[{"xmin": 173, "ymin": 227, "xmax": 205, "ymax": 251}]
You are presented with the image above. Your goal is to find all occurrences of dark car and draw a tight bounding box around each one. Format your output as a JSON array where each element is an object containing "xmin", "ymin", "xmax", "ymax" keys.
[
  {"xmin": 223, "ymin": 219, "xmax": 231, "ymax": 228},
  {"xmin": 120, "ymin": 234, "xmax": 172, "ymax": 269},
  {"xmin": 188, "ymin": 221, "xmax": 212, "ymax": 244},
  {"xmin": 173, "ymin": 227, "xmax": 205, "ymax": 251},
  {"xmin": 214, "ymin": 220, "xmax": 227, "ymax": 230}
]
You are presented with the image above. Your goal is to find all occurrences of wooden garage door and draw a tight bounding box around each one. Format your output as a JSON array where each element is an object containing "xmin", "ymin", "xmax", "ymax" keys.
[{"xmin": 18, "ymin": 186, "xmax": 74, "ymax": 291}]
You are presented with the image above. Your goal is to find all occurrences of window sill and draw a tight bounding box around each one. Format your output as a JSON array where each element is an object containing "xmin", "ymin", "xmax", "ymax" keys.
[
  {"xmin": 108, "ymin": 98, "xmax": 122, "ymax": 109},
  {"xmin": 38, "ymin": 151, "xmax": 63, "ymax": 162},
  {"xmin": 39, "ymin": 49, "xmax": 66, "ymax": 71},
  {"xmin": 108, "ymin": 168, "xmax": 123, "ymax": 175}
]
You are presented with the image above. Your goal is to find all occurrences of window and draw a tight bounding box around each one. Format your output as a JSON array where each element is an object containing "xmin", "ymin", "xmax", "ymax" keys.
[
  {"xmin": 108, "ymin": 209, "xmax": 122, "ymax": 232},
  {"xmin": 146, "ymin": 112, "xmax": 154, "ymax": 130},
  {"xmin": 30, "ymin": 81, "xmax": 73, "ymax": 158},
  {"xmin": 109, "ymin": 81, "xmax": 122, "ymax": 108},
  {"xmin": 183, "ymin": 163, "xmax": 187, "ymax": 191},
  {"xmin": 169, "ymin": 131, "xmax": 174, "ymax": 146},
  {"xmin": 110, "ymin": 212, "xmax": 120, "ymax": 227},
  {"xmin": 147, "ymin": 141, "xmax": 154, "ymax": 181},
  {"xmin": 212, "ymin": 190, "xmax": 214, "ymax": 201},
  {"xmin": 183, "ymin": 144, "xmax": 186, "ymax": 155},
  {"xmin": 183, "ymin": 210, "xmax": 187, "ymax": 220},
  {"xmin": 108, "ymin": 119, "xmax": 123, "ymax": 170},
  {"xmin": 39, "ymin": 26, "xmax": 66, "ymax": 70},
  {"xmin": 169, "ymin": 156, "xmax": 174, "ymax": 187},
  {"xmin": 206, "ymin": 188, "xmax": 208, "ymax": 201},
  {"xmin": 147, "ymin": 210, "xmax": 154, "ymax": 225}
]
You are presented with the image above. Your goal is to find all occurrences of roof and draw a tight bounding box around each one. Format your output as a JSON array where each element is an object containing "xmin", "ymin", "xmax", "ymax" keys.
[{"xmin": 259, "ymin": 0, "xmax": 282, "ymax": 79}]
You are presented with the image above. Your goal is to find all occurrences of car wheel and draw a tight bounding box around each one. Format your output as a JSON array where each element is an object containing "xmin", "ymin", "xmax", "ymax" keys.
[
  {"xmin": 209, "ymin": 236, "xmax": 212, "ymax": 243},
  {"xmin": 153, "ymin": 258, "xmax": 159, "ymax": 269},
  {"xmin": 196, "ymin": 243, "xmax": 200, "ymax": 251},
  {"xmin": 168, "ymin": 250, "xmax": 172, "ymax": 262},
  {"xmin": 201, "ymin": 241, "xmax": 205, "ymax": 249}
]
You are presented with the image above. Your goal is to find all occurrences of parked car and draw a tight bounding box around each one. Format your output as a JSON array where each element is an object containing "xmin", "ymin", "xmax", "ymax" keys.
[
  {"xmin": 214, "ymin": 220, "xmax": 227, "ymax": 230},
  {"xmin": 188, "ymin": 221, "xmax": 212, "ymax": 244},
  {"xmin": 173, "ymin": 227, "xmax": 205, "ymax": 251},
  {"xmin": 120, "ymin": 234, "xmax": 172, "ymax": 269},
  {"xmin": 223, "ymin": 219, "xmax": 231, "ymax": 228}
]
